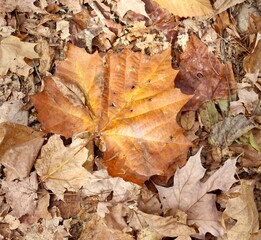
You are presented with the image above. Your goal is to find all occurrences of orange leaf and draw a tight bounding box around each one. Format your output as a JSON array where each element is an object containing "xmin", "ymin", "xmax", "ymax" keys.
[
  {"xmin": 152, "ymin": 0, "xmax": 213, "ymax": 17},
  {"xmin": 31, "ymin": 45, "xmax": 192, "ymax": 185}
]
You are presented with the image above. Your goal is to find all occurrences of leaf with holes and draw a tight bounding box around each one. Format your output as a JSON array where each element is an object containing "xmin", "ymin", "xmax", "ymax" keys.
[{"xmin": 31, "ymin": 45, "xmax": 192, "ymax": 185}]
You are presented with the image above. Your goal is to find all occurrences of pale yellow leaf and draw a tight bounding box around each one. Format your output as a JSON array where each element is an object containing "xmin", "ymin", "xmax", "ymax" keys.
[
  {"xmin": 152, "ymin": 0, "xmax": 213, "ymax": 17},
  {"xmin": 35, "ymin": 134, "xmax": 89, "ymax": 200}
]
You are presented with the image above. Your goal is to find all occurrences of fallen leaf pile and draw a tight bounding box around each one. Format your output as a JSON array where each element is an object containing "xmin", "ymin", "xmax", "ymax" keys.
[{"xmin": 0, "ymin": 0, "xmax": 260, "ymax": 239}]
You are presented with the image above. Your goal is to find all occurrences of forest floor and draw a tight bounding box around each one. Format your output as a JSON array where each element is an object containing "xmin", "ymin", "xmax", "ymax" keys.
[{"xmin": 0, "ymin": 0, "xmax": 260, "ymax": 239}]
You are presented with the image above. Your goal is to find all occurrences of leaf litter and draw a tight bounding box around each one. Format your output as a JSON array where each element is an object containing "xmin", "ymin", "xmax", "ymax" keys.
[{"xmin": 0, "ymin": 0, "xmax": 260, "ymax": 239}]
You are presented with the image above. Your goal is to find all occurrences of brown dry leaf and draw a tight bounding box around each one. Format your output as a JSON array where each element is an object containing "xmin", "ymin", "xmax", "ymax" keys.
[
  {"xmin": 222, "ymin": 180, "xmax": 259, "ymax": 240},
  {"xmin": 0, "ymin": 0, "xmax": 46, "ymax": 13},
  {"xmin": 244, "ymin": 39, "xmax": 261, "ymax": 74},
  {"xmin": 0, "ymin": 99, "xmax": 28, "ymax": 125},
  {"xmin": 1, "ymin": 172, "xmax": 38, "ymax": 218},
  {"xmin": 152, "ymin": 0, "xmax": 213, "ymax": 17},
  {"xmin": 79, "ymin": 213, "xmax": 134, "ymax": 240},
  {"xmin": 104, "ymin": 203, "xmax": 196, "ymax": 238},
  {"xmin": 35, "ymin": 134, "xmax": 89, "ymax": 200},
  {"xmin": 31, "ymin": 45, "xmax": 192, "ymax": 185},
  {"xmin": 0, "ymin": 36, "xmax": 39, "ymax": 77},
  {"xmin": 175, "ymin": 34, "xmax": 236, "ymax": 111},
  {"xmin": 81, "ymin": 169, "xmax": 141, "ymax": 203},
  {"xmin": 0, "ymin": 122, "xmax": 44, "ymax": 181},
  {"xmin": 59, "ymin": 0, "xmax": 82, "ymax": 13},
  {"xmin": 214, "ymin": 0, "xmax": 249, "ymax": 15},
  {"xmin": 25, "ymin": 217, "xmax": 70, "ymax": 240},
  {"xmin": 115, "ymin": 0, "xmax": 149, "ymax": 19},
  {"xmin": 156, "ymin": 148, "xmax": 237, "ymax": 238}
]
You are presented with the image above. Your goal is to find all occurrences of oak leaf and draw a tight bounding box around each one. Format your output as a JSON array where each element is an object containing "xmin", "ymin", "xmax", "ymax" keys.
[
  {"xmin": 156, "ymin": 148, "xmax": 237, "ymax": 238},
  {"xmin": 152, "ymin": 0, "xmax": 213, "ymax": 17},
  {"xmin": 175, "ymin": 35, "xmax": 236, "ymax": 111},
  {"xmin": 31, "ymin": 45, "xmax": 192, "ymax": 185}
]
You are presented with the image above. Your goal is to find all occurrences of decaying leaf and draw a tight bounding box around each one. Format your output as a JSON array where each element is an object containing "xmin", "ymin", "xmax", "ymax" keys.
[
  {"xmin": 198, "ymin": 101, "xmax": 219, "ymax": 132},
  {"xmin": 209, "ymin": 115, "xmax": 255, "ymax": 148},
  {"xmin": 31, "ymin": 45, "xmax": 192, "ymax": 185},
  {"xmin": 25, "ymin": 217, "xmax": 70, "ymax": 240},
  {"xmin": 156, "ymin": 148, "xmax": 237, "ymax": 238},
  {"xmin": 1, "ymin": 172, "xmax": 38, "ymax": 218},
  {"xmin": 0, "ymin": 122, "xmax": 44, "ymax": 181},
  {"xmin": 175, "ymin": 34, "xmax": 236, "ymax": 111},
  {"xmin": 0, "ymin": 0, "xmax": 46, "ymax": 13},
  {"xmin": 0, "ymin": 36, "xmax": 39, "ymax": 77},
  {"xmin": 152, "ymin": 0, "xmax": 213, "ymax": 17},
  {"xmin": 35, "ymin": 134, "xmax": 89, "ymax": 200},
  {"xmin": 104, "ymin": 203, "xmax": 196, "ymax": 239},
  {"xmin": 222, "ymin": 180, "xmax": 259, "ymax": 240}
]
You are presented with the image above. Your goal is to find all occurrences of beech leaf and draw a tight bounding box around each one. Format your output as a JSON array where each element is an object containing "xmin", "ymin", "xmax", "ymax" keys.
[
  {"xmin": 156, "ymin": 148, "xmax": 237, "ymax": 238},
  {"xmin": 31, "ymin": 45, "xmax": 192, "ymax": 185}
]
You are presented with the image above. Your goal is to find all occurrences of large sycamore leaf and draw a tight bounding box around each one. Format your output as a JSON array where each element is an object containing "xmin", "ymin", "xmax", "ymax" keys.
[
  {"xmin": 156, "ymin": 148, "xmax": 237, "ymax": 238},
  {"xmin": 31, "ymin": 45, "xmax": 192, "ymax": 185},
  {"xmin": 152, "ymin": 0, "xmax": 213, "ymax": 17}
]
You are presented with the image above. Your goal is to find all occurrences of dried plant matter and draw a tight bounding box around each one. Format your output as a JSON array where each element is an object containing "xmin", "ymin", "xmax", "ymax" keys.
[{"xmin": 31, "ymin": 45, "xmax": 192, "ymax": 185}]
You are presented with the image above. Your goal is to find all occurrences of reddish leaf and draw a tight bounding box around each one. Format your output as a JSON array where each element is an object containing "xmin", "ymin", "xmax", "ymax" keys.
[{"xmin": 175, "ymin": 35, "xmax": 236, "ymax": 111}]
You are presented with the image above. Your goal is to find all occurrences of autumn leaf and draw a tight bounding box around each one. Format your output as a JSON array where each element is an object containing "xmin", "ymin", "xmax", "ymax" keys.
[
  {"xmin": 151, "ymin": 0, "xmax": 213, "ymax": 17},
  {"xmin": 0, "ymin": 122, "xmax": 44, "ymax": 181},
  {"xmin": 31, "ymin": 45, "xmax": 192, "ymax": 185},
  {"xmin": 222, "ymin": 180, "xmax": 259, "ymax": 240},
  {"xmin": 175, "ymin": 34, "xmax": 236, "ymax": 111},
  {"xmin": 0, "ymin": 36, "xmax": 39, "ymax": 77},
  {"xmin": 2, "ymin": 172, "xmax": 38, "ymax": 218},
  {"xmin": 156, "ymin": 148, "xmax": 237, "ymax": 238},
  {"xmin": 35, "ymin": 134, "xmax": 90, "ymax": 200}
]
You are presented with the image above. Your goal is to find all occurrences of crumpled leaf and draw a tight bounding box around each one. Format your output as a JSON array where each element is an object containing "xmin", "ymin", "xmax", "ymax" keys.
[
  {"xmin": 81, "ymin": 169, "xmax": 141, "ymax": 203},
  {"xmin": 222, "ymin": 180, "xmax": 259, "ymax": 240},
  {"xmin": 79, "ymin": 214, "xmax": 134, "ymax": 240},
  {"xmin": 1, "ymin": 172, "xmax": 38, "ymax": 218},
  {"xmin": 209, "ymin": 115, "xmax": 255, "ymax": 148},
  {"xmin": 214, "ymin": 0, "xmax": 250, "ymax": 15},
  {"xmin": 152, "ymin": 0, "xmax": 213, "ymax": 17},
  {"xmin": 25, "ymin": 217, "xmax": 70, "ymax": 240},
  {"xmin": 0, "ymin": 36, "xmax": 39, "ymax": 77},
  {"xmin": 115, "ymin": 0, "xmax": 149, "ymax": 19},
  {"xmin": 104, "ymin": 203, "xmax": 196, "ymax": 238},
  {"xmin": 0, "ymin": 0, "xmax": 46, "ymax": 13},
  {"xmin": 35, "ymin": 134, "xmax": 89, "ymax": 200},
  {"xmin": 0, "ymin": 122, "xmax": 44, "ymax": 181},
  {"xmin": 31, "ymin": 44, "xmax": 192, "ymax": 185},
  {"xmin": 175, "ymin": 34, "xmax": 236, "ymax": 111},
  {"xmin": 0, "ymin": 99, "xmax": 28, "ymax": 125},
  {"xmin": 156, "ymin": 148, "xmax": 237, "ymax": 238}
]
